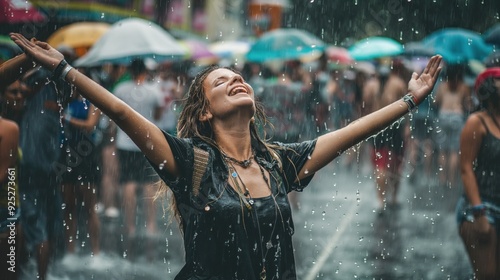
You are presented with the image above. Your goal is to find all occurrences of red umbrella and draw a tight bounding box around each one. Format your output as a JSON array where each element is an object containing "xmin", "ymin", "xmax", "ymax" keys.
[
  {"xmin": 325, "ymin": 46, "xmax": 353, "ymax": 65},
  {"xmin": 0, "ymin": 0, "xmax": 45, "ymax": 24}
]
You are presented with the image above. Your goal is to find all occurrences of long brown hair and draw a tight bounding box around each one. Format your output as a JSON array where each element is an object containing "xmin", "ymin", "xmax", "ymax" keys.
[{"xmin": 155, "ymin": 65, "xmax": 282, "ymax": 227}]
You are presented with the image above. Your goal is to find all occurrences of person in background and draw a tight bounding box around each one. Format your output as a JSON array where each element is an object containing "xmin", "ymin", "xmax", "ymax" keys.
[
  {"xmin": 57, "ymin": 87, "xmax": 110, "ymax": 269},
  {"xmin": 456, "ymin": 67, "xmax": 500, "ymax": 280},
  {"xmin": 113, "ymin": 59, "xmax": 162, "ymax": 259},
  {"xmin": 434, "ymin": 64, "xmax": 472, "ymax": 188},
  {"xmin": 368, "ymin": 61, "xmax": 410, "ymax": 212},
  {"xmin": 9, "ymin": 33, "xmax": 442, "ymax": 280}
]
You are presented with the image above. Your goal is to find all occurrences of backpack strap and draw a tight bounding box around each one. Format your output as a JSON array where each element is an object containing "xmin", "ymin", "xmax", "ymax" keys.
[{"xmin": 192, "ymin": 147, "xmax": 209, "ymax": 196}]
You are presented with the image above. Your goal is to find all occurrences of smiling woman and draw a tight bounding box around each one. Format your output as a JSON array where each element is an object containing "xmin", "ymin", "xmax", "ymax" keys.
[{"xmin": 7, "ymin": 32, "xmax": 442, "ymax": 279}]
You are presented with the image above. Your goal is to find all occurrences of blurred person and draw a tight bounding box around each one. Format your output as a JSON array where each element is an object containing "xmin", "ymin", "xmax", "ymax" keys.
[
  {"xmin": 434, "ymin": 64, "xmax": 472, "ymax": 188},
  {"xmin": 456, "ymin": 68, "xmax": 500, "ymax": 280},
  {"xmin": 1, "ymin": 55, "xmax": 65, "ymax": 280},
  {"xmin": 0, "ymin": 80, "xmax": 28, "ymax": 124},
  {"xmin": 97, "ymin": 64, "xmax": 129, "ymax": 219},
  {"xmin": 57, "ymin": 89, "xmax": 109, "ymax": 269},
  {"xmin": 157, "ymin": 63, "xmax": 186, "ymax": 136},
  {"xmin": 369, "ymin": 61, "xmax": 411, "ymax": 212},
  {"xmin": 0, "ymin": 80, "xmax": 23, "ymax": 280},
  {"xmin": 10, "ymin": 33, "xmax": 442, "ymax": 279},
  {"xmin": 407, "ymin": 60, "xmax": 438, "ymax": 185},
  {"xmin": 113, "ymin": 59, "xmax": 162, "ymax": 258}
]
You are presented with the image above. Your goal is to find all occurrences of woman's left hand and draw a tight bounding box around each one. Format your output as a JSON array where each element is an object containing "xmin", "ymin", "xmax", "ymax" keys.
[
  {"xmin": 9, "ymin": 33, "xmax": 64, "ymax": 71},
  {"xmin": 407, "ymin": 55, "xmax": 442, "ymax": 105}
]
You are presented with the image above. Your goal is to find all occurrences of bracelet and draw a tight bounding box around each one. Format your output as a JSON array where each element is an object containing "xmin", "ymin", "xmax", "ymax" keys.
[
  {"xmin": 60, "ymin": 65, "xmax": 73, "ymax": 80},
  {"xmin": 471, "ymin": 204, "xmax": 486, "ymax": 217},
  {"xmin": 402, "ymin": 94, "xmax": 418, "ymax": 112},
  {"xmin": 53, "ymin": 59, "xmax": 68, "ymax": 80}
]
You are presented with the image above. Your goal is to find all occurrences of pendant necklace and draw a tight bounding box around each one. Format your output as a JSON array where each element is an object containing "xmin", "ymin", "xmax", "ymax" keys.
[{"xmin": 228, "ymin": 160, "xmax": 276, "ymax": 280}]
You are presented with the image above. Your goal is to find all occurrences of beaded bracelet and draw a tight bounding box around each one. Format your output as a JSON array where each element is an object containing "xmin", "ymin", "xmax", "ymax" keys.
[
  {"xmin": 402, "ymin": 94, "xmax": 418, "ymax": 112},
  {"xmin": 52, "ymin": 59, "xmax": 68, "ymax": 80}
]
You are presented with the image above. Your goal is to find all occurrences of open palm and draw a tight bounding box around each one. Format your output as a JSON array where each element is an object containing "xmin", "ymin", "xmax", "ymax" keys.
[
  {"xmin": 407, "ymin": 55, "xmax": 442, "ymax": 104},
  {"xmin": 10, "ymin": 33, "xmax": 64, "ymax": 71}
]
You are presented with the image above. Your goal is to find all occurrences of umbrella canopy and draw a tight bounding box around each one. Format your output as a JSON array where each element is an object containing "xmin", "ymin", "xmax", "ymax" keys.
[
  {"xmin": 0, "ymin": 35, "xmax": 22, "ymax": 61},
  {"xmin": 483, "ymin": 23, "xmax": 500, "ymax": 46},
  {"xmin": 325, "ymin": 46, "xmax": 353, "ymax": 65},
  {"xmin": 0, "ymin": 0, "xmax": 45, "ymax": 24},
  {"xmin": 403, "ymin": 41, "xmax": 435, "ymax": 57},
  {"xmin": 245, "ymin": 28, "xmax": 325, "ymax": 62},
  {"xmin": 48, "ymin": 22, "xmax": 110, "ymax": 49},
  {"xmin": 421, "ymin": 28, "xmax": 493, "ymax": 64},
  {"xmin": 74, "ymin": 18, "xmax": 187, "ymax": 67},
  {"xmin": 348, "ymin": 36, "xmax": 403, "ymax": 61},
  {"xmin": 209, "ymin": 40, "xmax": 252, "ymax": 59},
  {"xmin": 179, "ymin": 39, "xmax": 219, "ymax": 65}
]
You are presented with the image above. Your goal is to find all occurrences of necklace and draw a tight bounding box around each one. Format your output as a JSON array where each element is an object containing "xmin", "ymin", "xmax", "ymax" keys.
[{"xmin": 222, "ymin": 150, "xmax": 254, "ymax": 168}]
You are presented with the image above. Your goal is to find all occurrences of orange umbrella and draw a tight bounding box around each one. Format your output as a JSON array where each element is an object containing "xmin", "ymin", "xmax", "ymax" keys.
[{"xmin": 47, "ymin": 22, "xmax": 110, "ymax": 57}]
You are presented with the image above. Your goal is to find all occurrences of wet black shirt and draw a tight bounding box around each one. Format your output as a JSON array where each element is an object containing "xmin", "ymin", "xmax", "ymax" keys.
[
  {"xmin": 474, "ymin": 117, "xmax": 500, "ymax": 205},
  {"xmin": 151, "ymin": 131, "xmax": 316, "ymax": 280}
]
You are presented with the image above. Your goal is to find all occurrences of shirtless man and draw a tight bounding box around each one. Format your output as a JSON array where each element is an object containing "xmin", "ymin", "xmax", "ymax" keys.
[
  {"xmin": 368, "ymin": 61, "xmax": 409, "ymax": 212},
  {"xmin": 434, "ymin": 64, "xmax": 471, "ymax": 188}
]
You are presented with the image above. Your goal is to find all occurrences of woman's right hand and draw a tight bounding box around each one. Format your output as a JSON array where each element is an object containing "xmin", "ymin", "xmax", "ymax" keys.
[
  {"xmin": 475, "ymin": 215, "xmax": 492, "ymax": 239},
  {"xmin": 9, "ymin": 33, "xmax": 65, "ymax": 71}
]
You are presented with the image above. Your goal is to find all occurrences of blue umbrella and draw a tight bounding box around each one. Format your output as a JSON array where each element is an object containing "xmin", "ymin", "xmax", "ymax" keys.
[
  {"xmin": 348, "ymin": 36, "xmax": 403, "ymax": 61},
  {"xmin": 421, "ymin": 28, "xmax": 493, "ymax": 64},
  {"xmin": 245, "ymin": 28, "xmax": 325, "ymax": 62},
  {"xmin": 483, "ymin": 23, "xmax": 500, "ymax": 46}
]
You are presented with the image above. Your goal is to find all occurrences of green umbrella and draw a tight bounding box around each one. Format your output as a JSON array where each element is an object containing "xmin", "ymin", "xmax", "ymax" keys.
[
  {"xmin": 348, "ymin": 36, "xmax": 403, "ymax": 61},
  {"xmin": 246, "ymin": 28, "xmax": 325, "ymax": 62}
]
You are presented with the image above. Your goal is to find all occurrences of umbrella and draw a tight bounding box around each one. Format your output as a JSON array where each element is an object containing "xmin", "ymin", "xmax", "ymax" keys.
[
  {"xmin": 325, "ymin": 46, "xmax": 353, "ymax": 65},
  {"xmin": 179, "ymin": 39, "xmax": 219, "ymax": 65},
  {"xmin": 74, "ymin": 18, "xmax": 187, "ymax": 67},
  {"xmin": 403, "ymin": 41, "xmax": 435, "ymax": 57},
  {"xmin": 483, "ymin": 23, "xmax": 500, "ymax": 46},
  {"xmin": 348, "ymin": 36, "xmax": 403, "ymax": 61},
  {"xmin": 484, "ymin": 51, "xmax": 500, "ymax": 67},
  {"xmin": 421, "ymin": 28, "xmax": 493, "ymax": 64},
  {"xmin": 47, "ymin": 22, "xmax": 110, "ymax": 57},
  {"xmin": 209, "ymin": 40, "xmax": 252, "ymax": 59},
  {"xmin": 0, "ymin": 35, "xmax": 22, "ymax": 61},
  {"xmin": 245, "ymin": 28, "xmax": 325, "ymax": 62},
  {"xmin": 0, "ymin": 0, "xmax": 45, "ymax": 24}
]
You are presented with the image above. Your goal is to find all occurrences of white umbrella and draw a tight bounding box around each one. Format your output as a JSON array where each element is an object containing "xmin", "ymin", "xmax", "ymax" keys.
[{"xmin": 74, "ymin": 17, "xmax": 187, "ymax": 67}]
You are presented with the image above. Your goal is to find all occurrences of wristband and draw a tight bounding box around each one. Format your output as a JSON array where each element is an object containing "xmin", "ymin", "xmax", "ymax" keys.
[
  {"xmin": 402, "ymin": 94, "xmax": 418, "ymax": 112},
  {"xmin": 471, "ymin": 204, "xmax": 486, "ymax": 217},
  {"xmin": 60, "ymin": 65, "xmax": 73, "ymax": 80},
  {"xmin": 53, "ymin": 59, "xmax": 68, "ymax": 80}
]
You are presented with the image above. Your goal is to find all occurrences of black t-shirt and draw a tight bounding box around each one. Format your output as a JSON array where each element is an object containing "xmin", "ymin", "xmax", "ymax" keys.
[{"xmin": 150, "ymin": 131, "xmax": 317, "ymax": 280}]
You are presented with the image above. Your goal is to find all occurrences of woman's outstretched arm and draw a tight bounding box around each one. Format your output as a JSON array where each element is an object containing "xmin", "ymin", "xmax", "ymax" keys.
[
  {"xmin": 9, "ymin": 33, "xmax": 180, "ymax": 177},
  {"xmin": 299, "ymin": 55, "xmax": 442, "ymax": 179}
]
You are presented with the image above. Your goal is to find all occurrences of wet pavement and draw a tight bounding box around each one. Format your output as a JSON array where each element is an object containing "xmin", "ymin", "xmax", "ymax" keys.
[{"xmin": 19, "ymin": 155, "xmax": 473, "ymax": 280}]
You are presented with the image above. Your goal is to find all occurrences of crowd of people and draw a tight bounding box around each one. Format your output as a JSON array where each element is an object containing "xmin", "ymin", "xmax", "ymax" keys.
[{"xmin": 0, "ymin": 30, "xmax": 499, "ymax": 279}]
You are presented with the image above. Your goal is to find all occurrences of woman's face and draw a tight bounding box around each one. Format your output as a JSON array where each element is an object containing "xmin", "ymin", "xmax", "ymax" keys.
[
  {"xmin": 202, "ymin": 68, "xmax": 255, "ymax": 120},
  {"xmin": 2, "ymin": 81, "xmax": 26, "ymax": 112}
]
